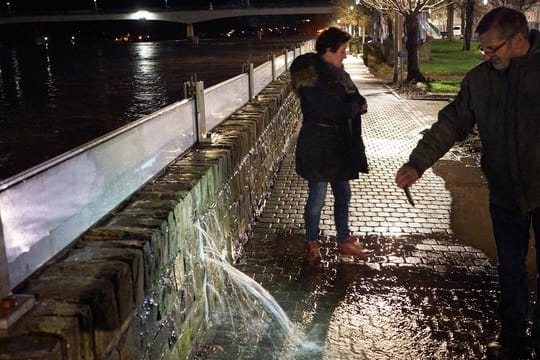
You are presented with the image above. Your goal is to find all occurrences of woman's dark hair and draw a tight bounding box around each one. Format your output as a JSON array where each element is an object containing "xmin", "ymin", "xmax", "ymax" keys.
[
  {"xmin": 476, "ymin": 7, "xmax": 529, "ymax": 39},
  {"xmin": 315, "ymin": 27, "xmax": 351, "ymax": 55}
]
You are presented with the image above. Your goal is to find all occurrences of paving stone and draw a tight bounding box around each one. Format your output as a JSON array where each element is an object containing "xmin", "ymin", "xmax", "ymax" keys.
[{"xmin": 193, "ymin": 55, "xmax": 499, "ymax": 360}]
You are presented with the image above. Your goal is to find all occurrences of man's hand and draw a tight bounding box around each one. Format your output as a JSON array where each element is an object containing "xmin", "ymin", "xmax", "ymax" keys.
[
  {"xmin": 395, "ymin": 164, "xmax": 420, "ymax": 189},
  {"xmin": 361, "ymin": 102, "xmax": 368, "ymax": 114}
]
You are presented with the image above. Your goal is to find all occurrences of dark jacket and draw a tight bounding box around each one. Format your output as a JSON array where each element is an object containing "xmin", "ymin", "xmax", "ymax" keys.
[
  {"xmin": 290, "ymin": 53, "xmax": 368, "ymax": 181},
  {"xmin": 408, "ymin": 29, "xmax": 540, "ymax": 212}
]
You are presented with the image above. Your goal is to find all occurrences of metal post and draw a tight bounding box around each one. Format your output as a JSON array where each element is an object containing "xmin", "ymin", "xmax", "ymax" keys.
[
  {"xmin": 183, "ymin": 74, "xmax": 197, "ymax": 99},
  {"xmin": 0, "ymin": 219, "xmax": 10, "ymax": 302},
  {"xmin": 393, "ymin": 13, "xmax": 404, "ymax": 83},
  {"xmin": 271, "ymin": 53, "xmax": 276, "ymax": 81},
  {"xmin": 244, "ymin": 62, "xmax": 254, "ymax": 101},
  {"xmin": 284, "ymin": 49, "xmax": 288, "ymax": 71},
  {"xmin": 0, "ymin": 212, "xmax": 35, "ymax": 331},
  {"xmin": 183, "ymin": 82, "xmax": 189, "ymax": 99},
  {"xmin": 194, "ymin": 81, "xmax": 210, "ymax": 143}
]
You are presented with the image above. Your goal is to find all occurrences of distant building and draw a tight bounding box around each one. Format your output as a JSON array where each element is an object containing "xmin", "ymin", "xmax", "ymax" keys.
[
  {"xmin": 428, "ymin": 5, "xmax": 462, "ymax": 36},
  {"xmin": 430, "ymin": 4, "xmax": 540, "ymax": 37}
]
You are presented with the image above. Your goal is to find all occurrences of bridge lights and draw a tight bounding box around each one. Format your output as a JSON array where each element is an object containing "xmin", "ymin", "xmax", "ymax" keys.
[{"xmin": 132, "ymin": 10, "xmax": 152, "ymax": 20}]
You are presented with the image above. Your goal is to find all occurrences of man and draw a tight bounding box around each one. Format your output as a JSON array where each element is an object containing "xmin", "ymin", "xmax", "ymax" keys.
[
  {"xmin": 290, "ymin": 27, "xmax": 372, "ymax": 265},
  {"xmin": 395, "ymin": 7, "xmax": 540, "ymax": 357}
]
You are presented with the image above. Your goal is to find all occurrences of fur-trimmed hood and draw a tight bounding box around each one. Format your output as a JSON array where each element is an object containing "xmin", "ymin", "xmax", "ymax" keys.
[{"xmin": 289, "ymin": 53, "xmax": 321, "ymax": 94}]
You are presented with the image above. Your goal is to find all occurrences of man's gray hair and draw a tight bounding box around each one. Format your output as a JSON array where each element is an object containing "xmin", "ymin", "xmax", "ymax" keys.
[{"xmin": 476, "ymin": 7, "xmax": 529, "ymax": 38}]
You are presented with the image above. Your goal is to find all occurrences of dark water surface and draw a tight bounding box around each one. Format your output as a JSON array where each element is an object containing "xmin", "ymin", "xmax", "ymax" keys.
[{"xmin": 0, "ymin": 36, "xmax": 311, "ymax": 180}]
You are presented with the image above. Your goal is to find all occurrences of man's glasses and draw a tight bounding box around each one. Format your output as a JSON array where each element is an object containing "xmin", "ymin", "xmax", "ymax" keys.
[{"xmin": 478, "ymin": 36, "xmax": 512, "ymax": 55}]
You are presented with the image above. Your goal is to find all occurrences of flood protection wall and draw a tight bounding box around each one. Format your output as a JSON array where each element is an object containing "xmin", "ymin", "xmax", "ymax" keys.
[
  {"xmin": 0, "ymin": 68, "xmax": 303, "ymax": 359},
  {"xmin": 0, "ymin": 42, "xmax": 311, "ymax": 294}
]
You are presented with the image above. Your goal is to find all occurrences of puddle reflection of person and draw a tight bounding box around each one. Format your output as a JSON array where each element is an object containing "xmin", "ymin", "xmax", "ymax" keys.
[
  {"xmin": 395, "ymin": 7, "xmax": 540, "ymax": 359},
  {"xmin": 290, "ymin": 27, "xmax": 373, "ymax": 266}
]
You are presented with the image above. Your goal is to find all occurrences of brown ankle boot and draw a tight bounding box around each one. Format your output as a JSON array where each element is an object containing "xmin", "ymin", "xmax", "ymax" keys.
[
  {"xmin": 304, "ymin": 240, "xmax": 322, "ymax": 265},
  {"xmin": 338, "ymin": 236, "xmax": 373, "ymax": 261}
]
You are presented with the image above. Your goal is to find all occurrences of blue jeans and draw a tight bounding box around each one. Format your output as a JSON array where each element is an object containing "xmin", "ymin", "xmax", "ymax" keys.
[
  {"xmin": 489, "ymin": 203, "xmax": 540, "ymax": 339},
  {"xmin": 305, "ymin": 181, "xmax": 351, "ymax": 242}
]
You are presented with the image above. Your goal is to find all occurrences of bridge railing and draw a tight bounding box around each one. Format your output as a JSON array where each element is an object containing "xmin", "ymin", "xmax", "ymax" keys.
[{"xmin": 0, "ymin": 39, "xmax": 314, "ymax": 327}]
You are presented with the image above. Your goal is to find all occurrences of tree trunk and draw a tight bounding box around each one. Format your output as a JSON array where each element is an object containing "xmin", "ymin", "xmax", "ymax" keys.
[
  {"xmin": 446, "ymin": 2, "xmax": 454, "ymax": 41},
  {"xmin": 404, "ymin": 12, "xmax": 426, "ymax": 83},
  {"xmin": 463, "ymin": 0, "xmax": 475, "ymax": 50}
]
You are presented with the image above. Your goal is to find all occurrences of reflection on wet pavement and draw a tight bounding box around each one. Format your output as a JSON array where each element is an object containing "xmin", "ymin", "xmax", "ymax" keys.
[{"xmin": 192, "ymin": 57, "xmax": 502, "ymax": 359}]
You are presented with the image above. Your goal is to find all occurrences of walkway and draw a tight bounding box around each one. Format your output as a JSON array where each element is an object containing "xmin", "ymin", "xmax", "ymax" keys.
[{"xmin": 194, "ymin": 55, "xmax": 500, "ymax": 359}]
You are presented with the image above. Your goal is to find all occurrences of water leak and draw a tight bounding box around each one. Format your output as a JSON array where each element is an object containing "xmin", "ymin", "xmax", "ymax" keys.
[
  {"xmin": 193, "ymin": 217, "xmax": 320, "ymax": 360},
  {"xmin": 189, "ymin": 225, "xmax": 499, "ymax": 359},
  {"xmin": 186, "ymin": 86, "xmax": 501, "ymax": 359}
]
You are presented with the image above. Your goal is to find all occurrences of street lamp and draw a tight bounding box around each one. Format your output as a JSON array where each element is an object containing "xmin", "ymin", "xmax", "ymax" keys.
[
  {"xmin": 93, "ymin": 0, "xmax": 97, "ymax": 12},
  {"xmin": 164, "ymin": 0, "xmax": 168, "ymax": 8},
  {"xmin": 6, "ymin": 2, "xmax": 10, "ymax": 15}
]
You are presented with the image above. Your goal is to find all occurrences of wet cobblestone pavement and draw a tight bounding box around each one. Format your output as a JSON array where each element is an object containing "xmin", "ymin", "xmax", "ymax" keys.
[{"xmin": 194, "ymin": 56, "xmax": 501, "ymax": 359}]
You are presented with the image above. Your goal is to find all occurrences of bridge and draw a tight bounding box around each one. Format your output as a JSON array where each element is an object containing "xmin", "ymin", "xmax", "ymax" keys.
[
  {"xmin": 0, "ymin": 5, "xmax": 335, "ymax": 38},
  {"xmin": 0, "ymin": 6, "xmax": 335, "ymax": 25}
]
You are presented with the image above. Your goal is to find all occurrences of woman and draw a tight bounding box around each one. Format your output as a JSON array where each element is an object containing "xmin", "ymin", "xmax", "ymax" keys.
[{"xmin": 290, "ymin": 27, "xmax": 372, "ymax": 266}]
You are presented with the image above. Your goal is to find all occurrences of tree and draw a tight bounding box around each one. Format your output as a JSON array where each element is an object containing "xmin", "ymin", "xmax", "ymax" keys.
[
  {"xmin": 462, "ymin": 0, "xmax": 475, "ymax": 50},
  {"xmin": 333, "ymin": 0, "xmax": 369, "ymax": 52},
  {"xmin": 357, "ymin": 0, "xmax": 447, "ymax": 82},
  {"xmin": 446, "ymin": 1, "xmax": 456, "ymax": 41}
]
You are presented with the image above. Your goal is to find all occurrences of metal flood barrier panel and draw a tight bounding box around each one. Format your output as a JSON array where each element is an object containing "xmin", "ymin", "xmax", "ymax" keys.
[
  {"xmin": 253, "ymin": 61, "xmax": 273, "ymax": 96},
  {"xmin": 0, "ymin": 40, "xmax": 315, "ymax": 298},
  {"xmin": 204, "ymin": 73, "xmax": 250, "ymax": 131},
  {"xmin": 0, "ymin": 99, "xmax": 198, "ymax": 290}
]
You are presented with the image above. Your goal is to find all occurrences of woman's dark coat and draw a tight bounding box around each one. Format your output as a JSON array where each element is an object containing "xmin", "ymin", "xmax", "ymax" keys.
[{"xmin": 290, "ymin": 53, "xmax": 368, "ymax": 182}]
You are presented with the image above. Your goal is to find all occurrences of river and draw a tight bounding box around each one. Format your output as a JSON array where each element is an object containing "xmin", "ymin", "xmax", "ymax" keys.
[{"xmin": 0, "ymin": 36, "xmax": 312, "ymax": 180}]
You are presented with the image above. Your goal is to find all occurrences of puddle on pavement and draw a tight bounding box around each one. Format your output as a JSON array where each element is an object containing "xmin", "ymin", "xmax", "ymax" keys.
[
  {"xmin": 191, "ymin": 148, "xmax": 522, "ymax": 359},
  {"xmin": 192, "ymin": 227, "xmax": 500, "ymax": 359}
]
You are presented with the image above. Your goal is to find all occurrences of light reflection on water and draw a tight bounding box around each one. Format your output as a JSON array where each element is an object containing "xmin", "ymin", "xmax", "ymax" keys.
[
  {"xmin": 0, "ymin": 36, "xmax": 311, "ymax": 180},
  {"xmin": 128, "ymin": 42, "xmax": 167, "ymax": 117}
]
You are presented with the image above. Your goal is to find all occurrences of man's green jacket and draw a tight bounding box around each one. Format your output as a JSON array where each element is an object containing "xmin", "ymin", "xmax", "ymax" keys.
[{"xmin": 408, "ymin": 29, "xmax": 540, "ymax": 212}]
